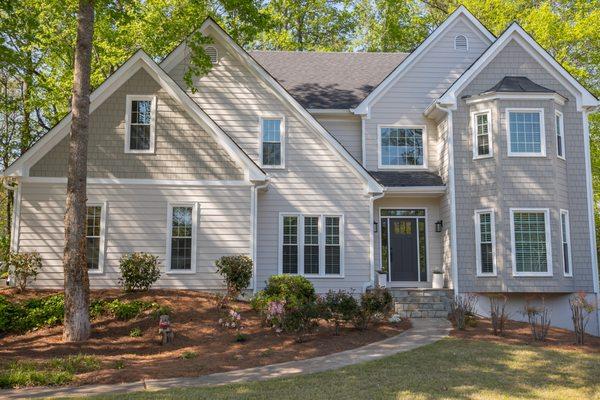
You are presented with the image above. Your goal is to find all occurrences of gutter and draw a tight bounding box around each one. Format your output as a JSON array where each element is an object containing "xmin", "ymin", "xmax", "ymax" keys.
[{"xmin": 2, "ymin": 178, "xmax": 18, "ymax": 287}]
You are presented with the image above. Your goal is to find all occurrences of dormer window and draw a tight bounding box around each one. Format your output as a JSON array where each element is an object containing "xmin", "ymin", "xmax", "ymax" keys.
[
  {"xmin": 125, "ymin": 95, "xmax": 156, "ymax": 153},
  {"xmin": 205, "ymin": 46, "xmax": 218, "ymax": 64},
  {"xmin": 454, "ymin": 35, "xmax": 468, "ymax": 51}
]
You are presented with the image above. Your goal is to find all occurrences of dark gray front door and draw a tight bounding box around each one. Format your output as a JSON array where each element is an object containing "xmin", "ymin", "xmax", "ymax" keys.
[{"xmin": 389, "ymin": 218, "xmax": 419, "ymax": 281}]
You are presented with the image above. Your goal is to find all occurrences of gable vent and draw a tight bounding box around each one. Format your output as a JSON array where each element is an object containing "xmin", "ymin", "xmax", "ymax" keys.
[
  {"xmin": 454, "ymin": 35, "xmax": 468, "ymax": 51},
  {"xmin": 205, "ymin": 46, "xmax": 218, "ymax": 64}
]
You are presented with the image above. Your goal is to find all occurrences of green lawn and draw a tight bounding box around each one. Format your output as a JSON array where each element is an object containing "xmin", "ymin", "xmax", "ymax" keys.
[{"xmin": 85, "ymin": 337, "xmax": 600, "ymax": 400}]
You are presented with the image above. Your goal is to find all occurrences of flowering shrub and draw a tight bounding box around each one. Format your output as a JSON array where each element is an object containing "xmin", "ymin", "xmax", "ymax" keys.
[
  {"xmin": 215, "ymin": 255, "xmax": 253, "ymax": 301},
  {"xmin": 265, "ymin": 300, "xmax": 286, "ymax": 332},
  {"xmin": 318, "ymin": 290, "xmax": 359, "ymax": 335},
  {"xmin": 354, "ymin": 287, "xmax": 394, "ymax": 330},
  {"xmin": 219, "ymin": 308, "xmax": 243, "ymax": 331}
]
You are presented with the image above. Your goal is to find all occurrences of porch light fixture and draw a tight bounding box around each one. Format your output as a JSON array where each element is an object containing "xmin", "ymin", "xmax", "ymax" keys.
[
  {"xmin": 373, "ymin": 221, "xmax": 378, "ymax": 233},
  {"xmin": 435, "ymin": 220, "xmax": 443, "ymax": 232}
]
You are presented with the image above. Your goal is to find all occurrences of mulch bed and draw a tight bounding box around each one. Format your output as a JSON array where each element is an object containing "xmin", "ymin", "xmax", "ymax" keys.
[
  {"xmin": 0, "ymin": 289, "xmax": 410, "ymax": 387},
  {"xmin": 451, "ymin": 316, "xmax": 600, "ymax": 353}
]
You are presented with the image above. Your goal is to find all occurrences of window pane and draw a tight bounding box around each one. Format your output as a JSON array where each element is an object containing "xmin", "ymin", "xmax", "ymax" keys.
[
  {"xmin": 561, "ymin": 213, "xmax": 570, "ymax": 275},
  {"xmin": 325, "ymin": 246, "xmax": 340, "ymax": 275},
  {"xmin": 478, "ymin": 212, "xmax": 494, "ymax": 274},
  {"xmin": 418, "ymin": 219, "xmax": 426, "ymax": 281},
  {"xmin": 86, "ymin": 206, "xmax": 102, "ymax": 270},
  {"xmin": 556, "ymin": 114, "xmax": 563, "ymax": 157},
  {"xmin": 476, "ymin": 113, "xmax": 490, "ymax": 156},
  {"xmin": 262, "ymin": 118, "xmax": 282, "ymax": 166},
  {"xmin": 381, "ymin": 209, "xmax": 426, "ymax": 217},
  {"xmin": 509, "ymin": 112, "xmax": 542, "ymax": 154},
  {"xmin": 130, "ymin": 125, "xmax": 150, "ymax": 150},
  {"xmin": 381, "ymin": 218, "xmax": 389, "ymax": 276},
  {"xmin": 86, "ymin": 237, "xmax": 100, "ymax": 270},
  {"xmin": 171, "ymin": 206, "xmax": 193, "ymax": 270},
  {"xmin": 131, "ymin": 100, "xmax": 152, "ymax": 124},
  {"xmin": 304, "ymin": 217, "xmax": 319, "ymax": 274},
  {"xmin": 380, "ymin": 127, "xmax": 424, "ymax": 166},
  {"xmin": 513, "ymin": 212, "xmax": 548, "ymax": 273},
  {"xmin": 283, "ymin": 216, "xmax": 298, "ymax": 273},
  {"xmin": 325, "ymin": 217, "xmax": 340, "ymax": 274},
  {"xmin": 262, "ymin": 142, "xmax": 281, "ymax": 166}
]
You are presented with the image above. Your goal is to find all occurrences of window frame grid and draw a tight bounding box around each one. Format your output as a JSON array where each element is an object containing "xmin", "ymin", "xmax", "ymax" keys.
[
  {"xmin": 278, "ymin": 213, "xmax": 344, "ymax": 278},
  {"xmin": 560, "ymin": 209, "xmax": 573, "ymax": 277},
  {"xmin": 471, "ymin": 110, "xmax": 493, "ymax": 159},
  {"xmin": 86, "ymin": 202, "xmax": 107, "ymax": 274},
  {"xmin": 377, "ymin": 125, "xmax": 428, "ymax": 170},
  {"xmin": 258, "ymin": 115, "xmax": 285, "ymax": 169},
  {"xmin": 555, "ymin": 110, "xmax": 565, "ymax": 160},
  {"xmin": 506, "ymin": 108, "xmax": 546, "ymax": 157},
  {"xmin": 474, "ymin": 209, "xmax": 496, "ymax": 277},
  {"xmin": 125, "ymin": 95, "xmax": 157, "ymax": 154},
  {"xmin": 510, "ymin": 208, "xmax": 553, "ymax": 277},
  {"xmin": 166, "ymin": 202, "xmax": 199, "ymax": 274}
]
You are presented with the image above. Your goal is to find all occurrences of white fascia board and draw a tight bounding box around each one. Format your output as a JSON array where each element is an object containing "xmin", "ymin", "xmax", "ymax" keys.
[
  {"xmin": 438, "ymin": 24, "xmax": 600, "ymax": 111},
  {"xmin": 353, "ymin": 5, "xmax": 495, "ymax": 116},
  {"xmin": 383, "ymin": 186, "xmax": 446, "ymax": 195},
  {"xmin": 465, "ymin": 92, "xmax": 567, "ymax": 106}
]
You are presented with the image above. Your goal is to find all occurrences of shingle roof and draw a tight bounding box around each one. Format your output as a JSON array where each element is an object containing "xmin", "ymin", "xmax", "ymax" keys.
[
  {"xmin": 368, "ymin": 171, "xmax": 445, "ymax": 188},
  {"xmin": 249, "ymin": 51, "xmax": 408, "ymax": 109},
  {"xmin": 483, "ymin": 76, "xmax": 555, "ymax": 94}
]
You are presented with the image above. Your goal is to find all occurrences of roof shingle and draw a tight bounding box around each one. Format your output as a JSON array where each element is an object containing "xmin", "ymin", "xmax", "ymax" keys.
[{"xmin": 368, "ymin": 171, "xmax": 444, "ymax": 188}]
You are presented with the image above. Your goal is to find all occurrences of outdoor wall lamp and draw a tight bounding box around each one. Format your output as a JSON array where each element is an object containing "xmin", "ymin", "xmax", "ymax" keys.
[
  {"xmin": 435, "ymin": 220, "xmax": 443, "ymax": 232},
  {"xmin": 373, "ymin": 221, "xmax": 378, "ymax": 233}
]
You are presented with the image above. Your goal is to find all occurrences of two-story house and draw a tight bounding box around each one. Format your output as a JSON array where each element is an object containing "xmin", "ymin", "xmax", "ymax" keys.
[{"xmin": 4, "ymin": 7, "xmax": 599, "ymax": 334}]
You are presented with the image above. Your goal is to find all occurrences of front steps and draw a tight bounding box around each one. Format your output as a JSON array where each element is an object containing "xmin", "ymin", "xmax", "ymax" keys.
[{"xmin": 390, "ymin": 288, "xmax": 453, "ymax": 318}]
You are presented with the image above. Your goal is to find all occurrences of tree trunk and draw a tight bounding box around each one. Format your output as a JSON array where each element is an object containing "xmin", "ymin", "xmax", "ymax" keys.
[{"xmin": 63, "ymin": 0, "xmax": 94, "ymax": 343}]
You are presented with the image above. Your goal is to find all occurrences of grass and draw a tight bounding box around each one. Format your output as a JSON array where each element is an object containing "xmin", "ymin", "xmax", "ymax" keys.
[
  {"xmin": 0, "ymin": 354, "xmax": 101, "ymax": 389},
  {"xmin": 86, "ymin": 338, "xmax": 599, "ymax": 400}
]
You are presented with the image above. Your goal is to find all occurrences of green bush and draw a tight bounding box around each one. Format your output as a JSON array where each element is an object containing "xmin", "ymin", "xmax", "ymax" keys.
[
  {"xmin": 319, "ymin": 290, "xmax": 359, "ymax": 335},
  {"xmin": 354, "ymin": 287, "xmax": 393, "ymax": 330},
  {"xmin": 0, "ymin": 294, "xmax": 65, "ymax": 334},
  {"xmin": 215, "ymin": 255, "xmax": 253, "ymax": 300},
  {"xmin": 118, "ymin": 252, "xmax": 161, "ymax": 292},
  {"xmin": 104, "ymin": 299, "xmax": 154, "ymax": 320},
  {"xmin": 8, "ymin": 251, "xmax": 42, "ymax": 292}
]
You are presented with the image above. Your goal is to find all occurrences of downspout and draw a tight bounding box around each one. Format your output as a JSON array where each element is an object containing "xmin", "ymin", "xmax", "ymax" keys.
[
  {"xmin": 3, "ymin": 179, "xmax": 19, "ymax": 287},
  {"xmin": 251, "ymin": 180, "xmax": 270, "ymax": 294},
  {"xmin": 368, "ymin": 191, "xmax": 385, "ymax": 289}
]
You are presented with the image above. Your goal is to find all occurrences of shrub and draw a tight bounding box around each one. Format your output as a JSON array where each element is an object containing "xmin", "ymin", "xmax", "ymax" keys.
[
  {"xmin": 489, "ymin": 294, "xmax": 509, "ymax": 336},
  {"xmin": 569, "ymin": 292, "xmax": 595, "ymax": 345},
  {"xmin": 523, "ymin": 300, "xmax": 551, "ymax": 341},
  {"xmin": 118, "ymin": 252, "xmax": 161, "ymax": 292},
  {"xmin": 104, "ymin": 299, "xmax": 154, "ymax": 320},
  {"xmin": 129, "ymin": 327, "xmax": 142, "ymax": 337},
  {"xmin": 450, "ymin": 294, "xmax": 478, "ymax": 330},
  {"xmin": 8, "ymin": 251, "xmax": 42, "ymax": 292},
  {"xmin": 319, "ymin": 290, "xmax": 359, "ymax": 335},
  {"xmin": 354, "ymin": 287, "xmax": 393, "ymax": 330},
  {"xmin": 215, "ymin": 255, "xmax": 253, "ymax": 301}
]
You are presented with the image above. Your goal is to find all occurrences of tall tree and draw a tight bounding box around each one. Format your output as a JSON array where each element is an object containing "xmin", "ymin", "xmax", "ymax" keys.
[{"xmin": 63, "ymin": 0, "xmax": 95, "ymax": 342}]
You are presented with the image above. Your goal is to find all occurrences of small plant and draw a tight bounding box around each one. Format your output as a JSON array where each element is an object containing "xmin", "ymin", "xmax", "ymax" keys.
[
  {"xmin": 48, "ymin": 354, "xmax": 101, "ymax": 374},
  {"xmin": 118, "ymin": 252, "xmax": 161, "ymax": 292},
  {"xmin": 105, "ymin": 299, "xmax": 155, "ymax": 320},
  {"xmin": 129, "ymin": 327, "xmax": 142, "ymax": 337},
  {"xmin": 180, "ymin": 350, "xmax": 198, "ymax": 360},
  {"xmin": 234, "ymin": 333, "xmax": 248, "ymax": 342},
  {"xmin": 450, "ymin": 294, "xmax": 478, "ymax": 330},
  {"xmin": 219, "ymin": 308, "xmax": 243, "ymax": 330},
  {"xmin": 354, "ymin": 287, "xmax": 393, "ymax": 331},
  {"xmin": 8, "ymin": 251, "xmax": 42, "ymax": 292},
  {"xmin": 489, "ymin": 294, "xmax": 509, "ymax": 336},
  {"xmin": 523, "ymin": 299, "xmax": 551, "ymax": 341},
  {"xmin": 0, "ymin": 294, "xmax": 65, "ymax": 334},
  {"xmin": 113, "ymin": 360, "xmax": 125, "ymax": 370},
  {"xmin": 215, "ymin": 255, "xmax": 253, "ymax": 302},
  {"xmin": 319, "ymin": 290, "xmax": 359, "ymax": 335},
  {"xmin": 569, "ymin": 292, "xmax": 596, "ymax": 345}
]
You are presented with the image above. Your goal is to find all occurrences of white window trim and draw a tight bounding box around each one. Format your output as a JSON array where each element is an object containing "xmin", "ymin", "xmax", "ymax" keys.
[
  {"xmin": 555, "ymin": 110, "xmax": 565, "ymax": 160},
  {"xmin": 506, "ymin": 108, "xmax": 546, "ymax": 157},
  {"xmin": 454, "ymin": 34, "xmax": 469, "ymax": 51},
  {"xmin": 166, "ymin": 202, "xmax": 199, "ymax": 274},
  {"xmin": 377, "ymin": 125, "xmax": 428, "ymax": 170},
  {"xmin": 560, "ymin": 209, "xmax": 573, "ymax": 277},
  {"xmin": 474, "ymin": 209, "xmax": 497, "ymax": 277},
  {"xmin": 278, "ymin": 213, "xmax": 344, "ymax": 278},
  {"xmin": 258, "ymin": 115, "xmax": 286, "ymax": 169},
  {"xmin": 471, "ymin": 110, "xmax": 493, "ymax": 160},
  {"xmin": 125, "ymin": 95, "xmax": 157, "ymax": 154},
  {"xmin": 87, "ymin": 201, "xmax": 107, "ymax": 274},
  {"xmin": 510, "ymin": 208, "xmax": 553, "ymax": 277}
]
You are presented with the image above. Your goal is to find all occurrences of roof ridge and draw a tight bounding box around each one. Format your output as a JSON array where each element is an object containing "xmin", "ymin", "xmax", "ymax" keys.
[{"xmin": 248, "ymin": 50, "xmax": 409, "ymax": 55}]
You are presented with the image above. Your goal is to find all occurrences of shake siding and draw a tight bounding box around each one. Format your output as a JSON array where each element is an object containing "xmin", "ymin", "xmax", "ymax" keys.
[
  {"xmin": 18, "ymin": 182, "xmax": 252, "ymax": 289},
  {"xmin": 453, "ymin": 40, "xmax": 593, "ymax": 293},
  {"xmin": 30, "ymin": 69, "xmax": 243, "ymax": 180},
  {"xmin": 168, "ymin": 42, "xmax": 372, "ymax": 293},
  {"xmin": 364, "ymin": 16, "xmax": 491, "ymax": 172},
  {"xmin": 315, "ymin": 116, "xmax": 363, "ymax": 163}
]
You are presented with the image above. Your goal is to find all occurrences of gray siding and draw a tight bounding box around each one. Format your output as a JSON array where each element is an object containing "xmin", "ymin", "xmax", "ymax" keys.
[
  {"xmin": 30, "ymin": 69, "xmax": 243, "ymax": 180},
  {"xmin": 364, "ymin": 15, "xmax": 491, "ymax": 172},
  {"xmin": 315, "ymin": 115, "xmax": 362, "ymax": 163},
  {"xmin": 18, "ymin": 182, "xmax": 252, "ymax": 289},
  {"xmin": 453, "ymin": 40, "xmax": 594, "ymax": 293}
]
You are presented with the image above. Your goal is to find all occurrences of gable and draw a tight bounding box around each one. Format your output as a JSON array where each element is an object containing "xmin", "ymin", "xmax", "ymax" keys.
[{"xmin": 30, "ymin": 69, "xmax": 244, "ymax": 180}]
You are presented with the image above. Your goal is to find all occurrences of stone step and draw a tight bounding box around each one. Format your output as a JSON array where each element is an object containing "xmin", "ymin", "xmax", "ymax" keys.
[
  {"xmin": 395, "ymin": 302, "xmax": 448, "ymax": 312},
  {"xmin": 394, "ymin": 310, "xmax": 449, "ymax": 319},
  {"xmin": 394, "ymin": 296, "xmax": 449, "ymax": 304}
]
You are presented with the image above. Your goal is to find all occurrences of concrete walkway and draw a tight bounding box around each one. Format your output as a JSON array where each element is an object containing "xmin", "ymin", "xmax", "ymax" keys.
[{"xmin": 3, "ymin": 318, "xmax": 452, "ymax": 399}]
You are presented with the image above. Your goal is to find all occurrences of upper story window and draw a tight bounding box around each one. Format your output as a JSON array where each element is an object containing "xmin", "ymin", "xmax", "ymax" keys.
[
  {"xmin": 474, "ymin": 209, "xmax": 496, "ymax": 276},
  {"xmin": 472, "ymin": 110, "xmax": 492, "ymax": 159},
  {"xmin": 378, "ymin": 126, "xmax": 426, "ymax": 169},
  {"xmin": 86, "ymin": 203, "xmax": 106, "ymax": 273},
  {"xmin": 506, "ymin": 108, "xmax": 546, "ymax": 157},
  {"xmin": 166, "ymin": 203, "xmax": 198, "ymax": 273},
  {"xmin": 454, "ymin": 35, "xmax": 468, "ymax": 51},
  {"xmin": 260, "ymin": 116, "xmax": 284, "ymax": 168},
  {"xmin": 125, "ymin": 95, "xmax": 156, "ymax": 153},
  {"xmin": 555, "ymin": 110, "xmax": 565, "ymax": 159},
  {"xmin": 510, "ymin": 208, "xmax": 552, "ymax": 277}
]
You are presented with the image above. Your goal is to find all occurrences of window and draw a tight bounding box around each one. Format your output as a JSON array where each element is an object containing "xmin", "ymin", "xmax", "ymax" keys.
[
  {"xmin": 125, "ymin": 95, "xmax": 156, "ymax": 153},
  {"xmin": 506, "ymin": 109, "xmax": 546, "ymax": 156},
  {"xmin": 167, "ymin": 203, "xmax": 198, "ymax": 272},
  {"xmin": 86, "ymin": 204, "xmax": 105, "ymax": 272},
  {"xmin": 556, "ymin": 110, "xmax": 565, "ymax": 159},
  {"xmin": 454, "ymin": 35, "xmax": 468, "ymax": 51},
  {"xmin": 280, "ymin": 214, "xmax": 343, "ymax": 276},
  {"xmin": 510, "ymin": 209, "xmax": 552, "ymax": 276},
  {"xmin": 474, "ymin": 209, "xmax": 496, "ymax": 276},
  {"xmin": 260, "ymin": 117, "xmax": 284, "ymax": 167},
  {"xmin": 560, "ymin": 210, "xmax": 572, "ymax": 277},
  {"xmin": 472, "ymin": 110, "xmax": 492, "ymax": 158},
  {"xmin": 379, "ymin": 126, "xmax": 425, "ymax": 168},
  {"xmin": 205, "ymin": 46, "xmax": 218, "ymax": 64}
]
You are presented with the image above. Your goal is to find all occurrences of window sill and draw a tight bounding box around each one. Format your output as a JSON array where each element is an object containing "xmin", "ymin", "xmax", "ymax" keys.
[
  {"xmin": 165, "ymin": 270, "xmax": 197, "ymax": 275},
  {"xmin": 377, "ymin": 165, "xmax": 428, "ymax": 170},
  {"xmin": 512, "ymin": 272, "xmax": 553, "ymax": 277},
  {"xmin": 261, "ymin": 165, "xmax": 286, "ymax": 170},
  {"xmin": 476, "ymin": 273, "xmax": 497, "ymax": 277},
  {"xmin": 473, "ymin": 154, "xmax": 493, "ymax": 160},
  {"xmin": 125, "ymin": 149, "xmax": 155, "ymax": 154},
  {"xmin": 88, "ymin": 270, "xmax": 104, "ymax": 275},
  {"xmin": 507, "ymin": 153, "xmax": 546, "ymax": 158}
]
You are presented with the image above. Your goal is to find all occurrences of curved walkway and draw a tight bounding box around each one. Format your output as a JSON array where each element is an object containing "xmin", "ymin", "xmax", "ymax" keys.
[{"xmin": 3, "ymin": 318, "xmax": 452, "ymax": 399}]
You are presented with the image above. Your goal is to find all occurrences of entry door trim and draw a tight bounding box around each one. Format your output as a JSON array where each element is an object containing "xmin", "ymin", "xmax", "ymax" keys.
[{"xmin": 379, "ymin": 207, "xmax": 429, "ymax": 283}]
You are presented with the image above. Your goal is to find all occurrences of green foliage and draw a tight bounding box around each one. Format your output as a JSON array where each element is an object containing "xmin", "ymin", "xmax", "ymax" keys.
[
  {"xmin": 0, "ymin": 235, "xmax": 10, "ymax": 272},
  {"xmin": 113, "ymin": 360, "xmax": 125, "ymax": 370},
  {"xmin": 215, "ymin": 254, "xmax": 253, "ymax": 300},
  {"xmin": 252, "ymin": 274, "xmax": 317, "ymax": 310},
  {"xmin": 183, "ymin": 33, "xmax": 214, "ymax": 92},
  {"xmin": 0, "ymin": 294, "xmax": 64, "ymax": 334},
  {"xmin": 8, "ymin": 251, "xmax": 42, "ymax": 292},
  {"xmin": 319, "ymin": 290, "xmax": 359, "ymax": 335},
  {"xmin": 118, "ymin": 252, "xmax": 161, "ymax": 292},
  {"xmin": 180, "ymin": 350, "xmax": 198, "ymax": 360},
  {"xmin": 129, "ymin": 327, "xmax": 142, "ymax": 337},
  {"xmin": 234, "ymin": 332, "xmax": 248, "ymax": 342},
  {"xmin": 354, "ymin": 287, "xmax": 393, "ymax": 330},
  {"xmin": 103, "ymin": 299, "xmax": 155, "ymax": 320}
]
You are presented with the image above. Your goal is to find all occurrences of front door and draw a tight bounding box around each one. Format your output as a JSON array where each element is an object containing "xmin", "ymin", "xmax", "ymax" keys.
[{"xmin": 389, "ymin": 218, "xmax": 419, "ymax": 281}]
